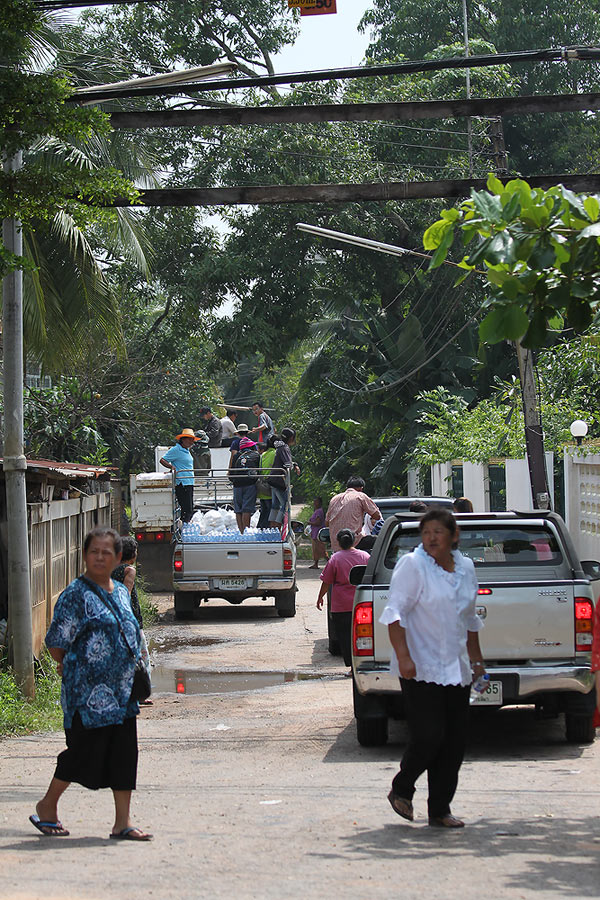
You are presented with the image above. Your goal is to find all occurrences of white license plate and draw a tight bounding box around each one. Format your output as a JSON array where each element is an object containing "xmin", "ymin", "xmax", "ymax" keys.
[
  {"xmin": 470, "ymin": 680, "xmax": 503, "ymax": 705},
  {"xmin": 217, "ymin": 577, "xmax": 248, "ymax": 590}
]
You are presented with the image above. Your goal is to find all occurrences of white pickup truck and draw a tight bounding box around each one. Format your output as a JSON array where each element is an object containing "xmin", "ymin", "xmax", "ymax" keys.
[
  {"xmin": 350, "ymin": 511, "xmax": 600, "ymax": 746},
  {"xmin": 171, "ymin": 468, "xmax": 300, "ymax": 620}
]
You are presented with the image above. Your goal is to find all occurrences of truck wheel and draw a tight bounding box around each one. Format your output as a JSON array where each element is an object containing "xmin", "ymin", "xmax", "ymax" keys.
[
  {"xmin": 275, "ymin": 591, "xmax": 296, "ymax": 618},
  {"xmin": 356, "ymin": 716, "xmax": 388, "ymax": 747},
  {"xmin": 174, "ymin": 594, "xmax": 196, "ymax": 621},
  {"xmin": 327, "ymin": 589, "xmax": 340, "ymax": 655},
  {"xmin": 565, "ymin": 713, "xmax": 596, "ymax": 743}
]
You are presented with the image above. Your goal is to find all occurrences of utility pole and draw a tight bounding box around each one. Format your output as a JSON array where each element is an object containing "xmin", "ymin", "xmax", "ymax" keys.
[
  {"xmin": 515, "ymin": 340, "xmax": 551, "ymax": 510},
  {"xmin": 3, "ymin": 151, "xmax": 34, "ymax": 697},
  {"xmin": 461, "ymin": 0, "xmax": 473, "ymax": 177},
  {"xmin": 489, "ymin": 117, "xmax": 509, "ymax": 176}
]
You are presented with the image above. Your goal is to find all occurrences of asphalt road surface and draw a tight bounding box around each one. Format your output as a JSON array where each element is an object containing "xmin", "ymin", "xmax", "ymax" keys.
[{"xmin": 2, "ymin": 561, "xmax": 600, "ymax": 899}]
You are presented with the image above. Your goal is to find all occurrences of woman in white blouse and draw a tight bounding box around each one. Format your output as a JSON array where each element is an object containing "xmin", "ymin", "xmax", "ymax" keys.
[{"xmin": 380, "ymin": 507, "xmax": 485, "ymax": 828}]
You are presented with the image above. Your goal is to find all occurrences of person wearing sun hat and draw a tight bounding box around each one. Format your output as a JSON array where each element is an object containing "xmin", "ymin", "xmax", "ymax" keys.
[{"xmin": 159, "ymin": 428, "xmax": 199, "ymax": 522}]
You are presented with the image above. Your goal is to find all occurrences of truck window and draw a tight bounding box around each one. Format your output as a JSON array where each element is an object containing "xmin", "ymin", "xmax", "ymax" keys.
[{"xmin": 383, "ymin": 525, "xmax": 563, "ymax": 569}]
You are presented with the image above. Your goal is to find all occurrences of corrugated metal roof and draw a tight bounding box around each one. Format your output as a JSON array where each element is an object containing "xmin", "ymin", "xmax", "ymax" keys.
[{"xmin": 0, "ymin": 458, "xmax": 115, "ymax": 478}]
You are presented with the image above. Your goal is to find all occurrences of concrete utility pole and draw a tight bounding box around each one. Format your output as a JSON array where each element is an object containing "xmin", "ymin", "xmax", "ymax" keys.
[
  {"xmin": 515, "ymin": 340, "xmax": 551, "ymax": 510},
  {"xmin": 461, "ymin": 0, "xmax": 474, "ymax": 177},
  {"xmin": 3, "ymin": 152, "xmax": 34, "ymax": 697}
]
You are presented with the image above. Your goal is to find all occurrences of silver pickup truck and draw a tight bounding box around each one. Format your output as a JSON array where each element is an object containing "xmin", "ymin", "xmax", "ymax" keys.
[
  {"xmin": 172, "ymin": 469, "xmax": 300, "ymax": 619},
  {"xmin": 350, "ymin": 511, "xmax": 600, "ymax": 746}
]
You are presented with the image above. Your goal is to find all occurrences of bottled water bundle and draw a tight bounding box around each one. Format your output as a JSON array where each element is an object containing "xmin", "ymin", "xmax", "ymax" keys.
[{"xmin": 181, "ymin": 524, "xmax": 282, "ymax": 544}]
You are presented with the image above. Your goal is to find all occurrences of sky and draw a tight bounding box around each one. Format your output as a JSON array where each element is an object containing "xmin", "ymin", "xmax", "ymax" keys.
[{"xmin": 273, "ymin": 0, "xmax": 374, "ymax": 73}]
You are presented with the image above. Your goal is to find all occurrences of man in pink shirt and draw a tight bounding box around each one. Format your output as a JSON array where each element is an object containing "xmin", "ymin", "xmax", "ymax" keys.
[{"xmin": 325, "ymin": 476, "xmax": 381, "ymax": 552}]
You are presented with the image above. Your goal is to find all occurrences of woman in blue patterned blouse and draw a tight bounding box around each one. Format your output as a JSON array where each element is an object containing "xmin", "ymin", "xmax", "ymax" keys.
[{"xmin": 29, "ymin": 527, "xmax": 152, "ymax": 840}]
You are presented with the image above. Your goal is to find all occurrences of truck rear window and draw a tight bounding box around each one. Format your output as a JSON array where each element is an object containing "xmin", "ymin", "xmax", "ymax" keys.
[{"xmin": 384, "ymin": 525, "xmax": 563, "ymax": 569}]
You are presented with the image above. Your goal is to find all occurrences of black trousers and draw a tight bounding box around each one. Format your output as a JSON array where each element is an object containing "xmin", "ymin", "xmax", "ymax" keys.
[
  {"xmin": 392, "ymin": 679, "xmax": 471, "ymax": 818},
  {"xmin": 332, "ymin": 610, "xmax": 352, "ymax": 667},
  {"xmin": 175, "ymin": 483, "xmax": 194, "ymax": 522}
]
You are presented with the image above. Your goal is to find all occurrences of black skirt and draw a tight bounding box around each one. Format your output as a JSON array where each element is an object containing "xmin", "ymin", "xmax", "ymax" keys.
[{"xmin": 54, "ymin": 712, "xmax": 138, "ymax": 791}]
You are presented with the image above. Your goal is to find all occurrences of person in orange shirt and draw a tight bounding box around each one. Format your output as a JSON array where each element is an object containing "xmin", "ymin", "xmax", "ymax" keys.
[{"xmin": 325, "ymin": 476, "xmax": 381, "ymax": 552}]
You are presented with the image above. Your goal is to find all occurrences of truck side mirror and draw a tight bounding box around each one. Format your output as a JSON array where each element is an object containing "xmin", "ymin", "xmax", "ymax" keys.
[
  {"xmin": 349, "ymin": 565, "xmax": 366, "ymax": 586},
  {"xmin": 581, "ymin": 560, "xmax": 600, "ymax": 581}
]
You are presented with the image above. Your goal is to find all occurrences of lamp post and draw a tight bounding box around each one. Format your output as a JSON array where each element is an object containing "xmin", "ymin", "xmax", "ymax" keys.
[{"xmin": 570, "ymin": 419, "xmax": 589, "ymax": 447}]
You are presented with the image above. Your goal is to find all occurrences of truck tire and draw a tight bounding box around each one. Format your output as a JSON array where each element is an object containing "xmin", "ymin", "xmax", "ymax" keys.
[
  {"xmin": 174, "ymin": 593, "xmax": 196, "ymax": 621},
  {"xmin": 565, "ymin": 713, "xmax": 596, "ymax": 744},
  {"xmin": 275, "ymin": 590, "xmax": 296, "ymax": 618},
  {"xmin": 327, "ymin": 589, "xmax": 341, "ymax": 655},
  {"xmin": 356, "ymin": 716, "xmax": 388, "ymax": 747}
]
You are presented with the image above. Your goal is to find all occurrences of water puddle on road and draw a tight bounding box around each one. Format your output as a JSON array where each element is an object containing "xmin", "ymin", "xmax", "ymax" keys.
[
  {"xmin": 148, "ymin": 635, "xmax": 224, "ymax": 653},
  {"xmin": 151, "ymin": 666, "xmax": 325, "ymax": 695}
]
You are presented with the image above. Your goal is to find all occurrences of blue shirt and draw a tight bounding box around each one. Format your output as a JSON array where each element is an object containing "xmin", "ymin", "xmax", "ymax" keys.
[
  {"xmin": 45, "ymin": 576, "xmax": 141, "ymax": 729},
  {"xmin": 162, "ymin": 442, "xmax": 194, "ymax": 485}
]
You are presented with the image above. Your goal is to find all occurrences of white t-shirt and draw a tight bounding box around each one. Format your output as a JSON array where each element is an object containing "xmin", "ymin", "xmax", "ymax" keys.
[
  {"xmin": 220, "ymin": 416, "xmax": 237, "ymax": 439},
  {"xmin": 379, "ymin": 544, "xmax": 483, "ymax": 687}
]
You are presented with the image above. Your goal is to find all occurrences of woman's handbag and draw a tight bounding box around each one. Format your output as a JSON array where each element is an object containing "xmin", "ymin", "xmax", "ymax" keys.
[{"xmin": 78, "ymin": 576, "xmax": 151, "ymax": 702}]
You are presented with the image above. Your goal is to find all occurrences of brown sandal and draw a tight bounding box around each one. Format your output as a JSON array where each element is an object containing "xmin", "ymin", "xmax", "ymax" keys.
[{"xmin": 387, "ymin": 791, "xmax": 414, "ymax": 821}]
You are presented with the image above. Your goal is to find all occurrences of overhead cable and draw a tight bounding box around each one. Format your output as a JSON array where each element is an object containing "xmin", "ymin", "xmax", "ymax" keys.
[{"xmin": 67, "ymin": 46, "xmax": 600, "ymax": 103}]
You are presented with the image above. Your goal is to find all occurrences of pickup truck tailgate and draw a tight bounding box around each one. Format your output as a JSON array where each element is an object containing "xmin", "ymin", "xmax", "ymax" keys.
[
  {"xmin": 476, "ymin": 582, "xmax": 575, "ymax": 660},
  {"xmin": 369, "ymin": 583, "xmax": 577, "ymax": 664},
  {"xmin": 181, "ymin": 542, "xmax": 283, "ymax": 576}
]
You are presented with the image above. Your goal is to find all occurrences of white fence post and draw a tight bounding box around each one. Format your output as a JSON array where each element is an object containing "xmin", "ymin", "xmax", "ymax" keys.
[{"xmin": 463, "ymin": 461, "xmax": 488, "ymax": 511}]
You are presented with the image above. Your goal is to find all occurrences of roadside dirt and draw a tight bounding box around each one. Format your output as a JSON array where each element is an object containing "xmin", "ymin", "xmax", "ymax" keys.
[{"xmin": 2, "ymin": 561, "xmax": 600, "ymax": 900}]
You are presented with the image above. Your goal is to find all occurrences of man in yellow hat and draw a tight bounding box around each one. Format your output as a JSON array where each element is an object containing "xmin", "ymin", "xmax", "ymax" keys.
[{"xmin": 159, "ymin": 429, "xmax": 198, "ymax": 522}]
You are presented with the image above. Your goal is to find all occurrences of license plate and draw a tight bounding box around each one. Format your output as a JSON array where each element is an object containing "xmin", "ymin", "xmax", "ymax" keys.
[
  {"xmin": 217, "ymin": 577, "xmax": 248, "ymax": 589},
  {"xmin": 470, "ymin": 680, "xmax": 503, "ymax": 705}
]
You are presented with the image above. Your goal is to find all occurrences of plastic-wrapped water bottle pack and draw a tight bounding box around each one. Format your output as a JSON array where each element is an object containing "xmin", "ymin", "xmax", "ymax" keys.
[{"xmin": 181, "ymin": 518, "xmax": 282, "ymax": 543}]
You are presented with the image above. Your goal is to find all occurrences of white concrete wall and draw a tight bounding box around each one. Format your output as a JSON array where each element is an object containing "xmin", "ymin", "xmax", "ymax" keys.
[
  {"xmin": 505, "ymin": 454, "xmax": 554, "ymax": 512},
  {"xmin": 430, "ymin": 462, "xmax": 453, "ymax": 498},
  {"xmin": 564, "ymin": 449, "xmax": 600, "ymax": 561},
  {"xmin": 462, "ymin": 461, "xmax": 488, "ymax": 511}
]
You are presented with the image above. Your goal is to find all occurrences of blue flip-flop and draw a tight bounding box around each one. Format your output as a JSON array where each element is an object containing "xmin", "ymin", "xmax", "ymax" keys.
[
  {"xmin": 110, "ymin": 826, "xmax": 153, "ymax": 841},
  {"xmin": 29, "ymin": 814, "xmax": 69, "ymax": 836}
]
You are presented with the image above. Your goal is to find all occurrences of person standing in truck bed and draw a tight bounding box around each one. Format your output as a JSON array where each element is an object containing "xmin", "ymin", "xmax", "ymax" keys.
[
  {"xmin": 200, "ymin": 407, "xmax": 223, "ymax": 448},
  {"xmin": 159, "ymin": 428, "xmax": 198, "ymax": 523}
]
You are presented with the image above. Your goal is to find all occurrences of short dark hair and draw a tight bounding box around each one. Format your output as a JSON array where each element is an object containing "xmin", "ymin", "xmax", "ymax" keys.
[
  {"xmin": 453, "ymin": 497, "xmax": 474, "ymax": 513},
  {"xmin": 267, "ymin": 434, "xmax": 278, "ymax": 448},
  {"xmin": 120, "ymin": 536, "xmax": 138, "ymax": 562},
  {"xmin": 346, "ymin": 475, "xmax": 365, "ymax": 490},
  {"xmin": 199, "ymin": 406, "xmax": 211, "ymax": 415},
  {"xmin": 409, "ymin": 500, "xmax": 428, "ymax": 513},
  {"xmin": 226, "ymin": 409, "xmax": 237, "ymax": 418},
  {"xmin": 315, "ymin": 497, "xmax": 323, "ymax": 506},
  {"xmin": 337, "ymin": 528, "xmax": 355, "ymax": 550},
  {"xmin": 252, "ymin": 401, "xmax": 264, "ymax": 409},
  {"xmin": 281, "ymin": 427, "xmax": 296, "ymax": 443},
  {"xmin": 84, "ymin": 527, "xmax": 122, "ymax": 555},
  {"xmin": 418, "ymin": 508, "xmax": 458, "ymax": 536}
]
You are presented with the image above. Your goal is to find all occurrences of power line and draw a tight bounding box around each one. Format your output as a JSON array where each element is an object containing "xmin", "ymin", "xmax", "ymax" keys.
[{"xmin": 68, "ymin": 46, "xmax": 600, "ymax": 103}]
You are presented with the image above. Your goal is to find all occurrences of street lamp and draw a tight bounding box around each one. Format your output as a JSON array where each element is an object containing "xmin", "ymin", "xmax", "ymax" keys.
[{"xmin": 570, "ymin": 419, "xmax": 589, "ymax": 447}]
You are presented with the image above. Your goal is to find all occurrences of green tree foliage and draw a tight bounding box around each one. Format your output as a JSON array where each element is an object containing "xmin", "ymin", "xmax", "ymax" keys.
[
  {"xmin": 0, "ymin": 0, "xmax": 138, "ymax": 277},
  {"xmin": 412, "ymin": 382, "xmax": 591, "ymax": 466},
  {"xmin": 361, "ymin": 0, "xmax": 600, "ymax": 174},
  {"xmin": 424, "ymin": 174, "xmax": 600, "ymax": 347}
]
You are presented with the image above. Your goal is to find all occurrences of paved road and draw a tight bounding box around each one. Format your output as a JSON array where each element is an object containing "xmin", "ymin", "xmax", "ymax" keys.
[{"xmin": 1, "ymin": 561, "xmax": 600, "ymax": 899}]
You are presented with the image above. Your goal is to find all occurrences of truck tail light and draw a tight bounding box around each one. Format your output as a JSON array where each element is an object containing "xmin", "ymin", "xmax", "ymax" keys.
[
  {"xmin": 174, "ymin": 549, "xmax": 183, "ymax": 573},
  {"xmin": 283, "ymin": 548, "xmax": 293, "ymax": 571},
  {"xmin": 353, "ymin": 601, "xmax": 374, "ymax": 657},
  {"xmin": 155, "ymin": 532, "xmax": 165, "ymax": 541},
  {"xmin": 575, "ymin": 598, "xmax": 593, "ymax": 651},
  {"xmin": 478, "ymin": 588, "xmax": 492, "ymax": 595},
  {"xmin": 136, "ymin": 532, "xmax": 145, "ymax": 542}
]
